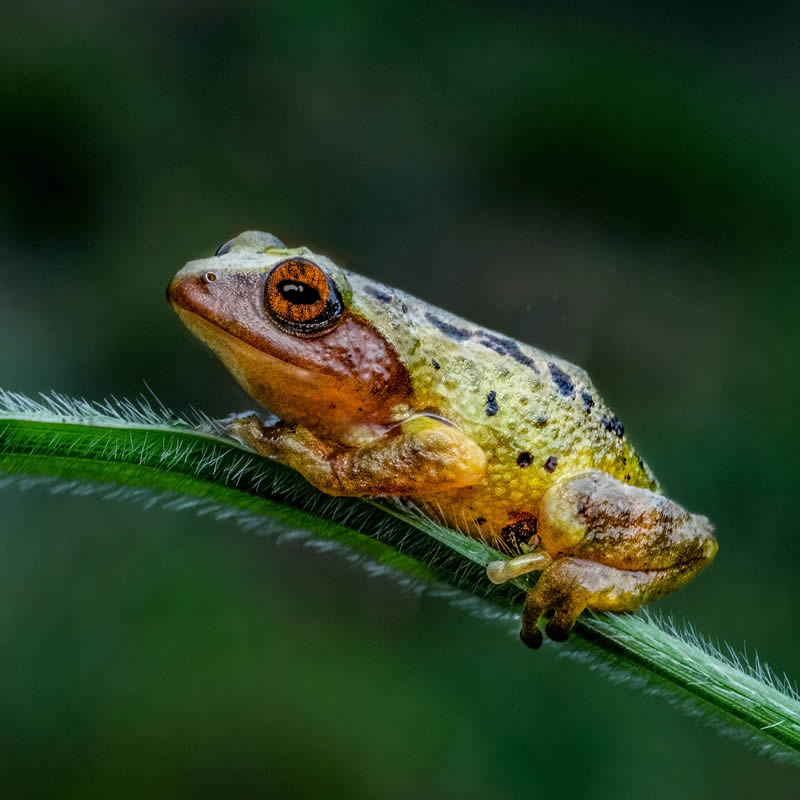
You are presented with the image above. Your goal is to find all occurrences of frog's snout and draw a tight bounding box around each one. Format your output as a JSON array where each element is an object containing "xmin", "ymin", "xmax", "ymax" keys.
[
  {"xmin": 165, "ymin": 273, "xmax": 184, "ymax": 307},
  {"xmin": 167, "ymin": 262, "xmax": 222, "ymax": 313}
]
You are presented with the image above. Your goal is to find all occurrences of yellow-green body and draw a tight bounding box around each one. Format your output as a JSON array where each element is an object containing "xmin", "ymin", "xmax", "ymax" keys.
[{"xmin": 345, "ymin": 270, "xmax": 659, "ymax": 541}]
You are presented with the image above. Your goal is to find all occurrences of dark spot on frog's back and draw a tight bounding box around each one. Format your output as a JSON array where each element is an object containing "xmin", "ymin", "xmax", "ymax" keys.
[
  {"xmin": 363, "ymin": 284, "xmax": 393, "ymax": 304},
  {"xmin": 601, "ymin": 414, "xmax": 625, "ymax": 437},
  {"xmin": 516, "ymin": 451, "xmax": 533, "ymax": 468},
  {"xmin": 431, "ymin": 358, "xmax": 441, "ymax": 370},
  {"xmin": 548, "ymin": 362, "xmax": 575, "ymax": 398},
  {"xmin": 476, "ymin": 331, "xmax": 539, "ymax": 373},
  {"xmin": 486, "ymin": 390, "xmax": 499, "ymax": 416},
  {"xmin": 544, "ymin": 455, "xmax": 558, "ymax": 473},
  {"xmin": 425, "ymin": 311, "xmax": 472, "ymax": 342}
]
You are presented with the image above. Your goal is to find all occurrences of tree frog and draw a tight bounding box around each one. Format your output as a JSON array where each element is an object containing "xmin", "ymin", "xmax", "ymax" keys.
[{"xmin": 168, "ymin": 231, "xmax": 718, "ymax": 648}]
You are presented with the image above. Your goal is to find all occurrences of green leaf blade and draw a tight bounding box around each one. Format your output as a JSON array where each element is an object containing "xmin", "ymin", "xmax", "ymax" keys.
[{"xmin": 2, "ymin": 390, "xmax": 799, "ymax": 763}]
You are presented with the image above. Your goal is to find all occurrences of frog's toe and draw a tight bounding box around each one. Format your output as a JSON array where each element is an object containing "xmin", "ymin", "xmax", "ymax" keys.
[
  {"xmin": 486, "ymin": 550, "xmax": 552, "ymax": 585},
  {"xmin": 519, "ymin": 626, "xmax": 543, "ymax": 649},
  {"xmin": 519, "ymin": 588, "xmax": 548, "ymax": 648},
  {"xmin": 544, "ymin": 617, "xmax": 573, "ymax": 642},
  {"xmin": 546, "ymin": 593, "xmax": 589, "ymax": 641}
]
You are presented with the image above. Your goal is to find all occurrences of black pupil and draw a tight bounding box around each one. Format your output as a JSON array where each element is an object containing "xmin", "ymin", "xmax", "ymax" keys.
[{"xmin": 277, "ymin": 280, "xmax": 321, "ymax": 305}]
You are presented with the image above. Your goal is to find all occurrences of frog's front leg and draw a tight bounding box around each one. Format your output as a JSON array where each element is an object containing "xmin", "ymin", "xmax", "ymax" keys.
[
  {"xmin": 227, "ymin": 413, "xmax": 487, "ymax": 496},
  {"xmin": 492, "ymin": 470, "xmax": 718, "ymax": 648}
]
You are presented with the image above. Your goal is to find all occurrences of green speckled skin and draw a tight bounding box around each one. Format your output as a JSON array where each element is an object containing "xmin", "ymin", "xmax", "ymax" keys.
[{"xmin": 346, "ymin": 271, "xmax": 659, "ymax": 540}]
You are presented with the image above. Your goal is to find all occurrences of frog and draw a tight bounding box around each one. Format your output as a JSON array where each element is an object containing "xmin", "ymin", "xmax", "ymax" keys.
[{"xmin": 167, "ymin": 230, "xmax": 718, "ymax": 648}]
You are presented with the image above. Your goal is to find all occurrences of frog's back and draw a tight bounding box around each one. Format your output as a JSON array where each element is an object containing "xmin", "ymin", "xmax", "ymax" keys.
[{"xmin": 348, "ymin": 272, "xmax": 659, "ymax": 543}]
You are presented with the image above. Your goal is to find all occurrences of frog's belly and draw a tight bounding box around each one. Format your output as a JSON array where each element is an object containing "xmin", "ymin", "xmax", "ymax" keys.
[{"xmin": 408, "ymin": 480, "xmax": 548, "ymax": 550}]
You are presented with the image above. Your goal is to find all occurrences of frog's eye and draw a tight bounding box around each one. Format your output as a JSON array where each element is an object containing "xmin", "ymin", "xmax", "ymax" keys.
[
  {"xmin": 215, "ymin": 239, "xmax": 235, "ymax": 256},
  {"xmin": 265, "ymin": 259, "xmax": 343, "ymax": 335}
]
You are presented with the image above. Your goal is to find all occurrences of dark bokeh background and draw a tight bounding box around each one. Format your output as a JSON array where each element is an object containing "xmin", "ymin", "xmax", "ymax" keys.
[{"xmin": 2, "ymin": 3, "xmax": 800, "ymax": 797}]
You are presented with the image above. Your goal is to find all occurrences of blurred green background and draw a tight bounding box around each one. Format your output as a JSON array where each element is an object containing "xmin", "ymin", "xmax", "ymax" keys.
[{"xmin": 2, "ymin": 3, "xmax": 800, "ymax": 797}]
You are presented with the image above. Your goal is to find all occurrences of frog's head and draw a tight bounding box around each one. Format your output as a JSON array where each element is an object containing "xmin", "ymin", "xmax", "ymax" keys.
[{"xmin": 167, "ymin": 231, "xmax": 413, "ymax": 443}]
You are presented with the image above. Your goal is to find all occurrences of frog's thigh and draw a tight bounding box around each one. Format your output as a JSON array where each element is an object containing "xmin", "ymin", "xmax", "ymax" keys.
[
  {"xmin": 519, "ymin": 557, "xmax": 708, "ymax": 648},
  {"xmin": 538, "ymin": 470, "xmax": 718, "ymax": 571},
  {"xmin": 227, "ymin": 413, "xmax": 487, "ymax": 496}
]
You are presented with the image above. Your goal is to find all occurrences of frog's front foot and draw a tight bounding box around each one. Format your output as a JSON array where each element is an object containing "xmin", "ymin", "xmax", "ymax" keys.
[{"xmin": 218, "ymin": 411, "xmax": 487, "ymax": 497}]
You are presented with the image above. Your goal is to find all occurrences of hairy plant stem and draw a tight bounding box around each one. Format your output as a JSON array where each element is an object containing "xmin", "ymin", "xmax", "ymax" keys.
[{"xmin": 1, "ymin": 389, "xmax": 799, "ymax": 762}]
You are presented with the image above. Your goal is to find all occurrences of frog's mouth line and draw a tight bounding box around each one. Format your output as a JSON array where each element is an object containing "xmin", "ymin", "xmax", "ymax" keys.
[
  {"xmin": 169, "ymin": 293, "xmax": 281, "ymax": 360},
  {"xmin": 172, "ymin": 305, "xmax": 323, "ymax": 392}
]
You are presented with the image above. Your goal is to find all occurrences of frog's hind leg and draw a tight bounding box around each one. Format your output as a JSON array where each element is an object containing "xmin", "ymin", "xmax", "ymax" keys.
[{"xmin": 507, "ymin": 469, "xmax": 718, "ymax": 648}]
